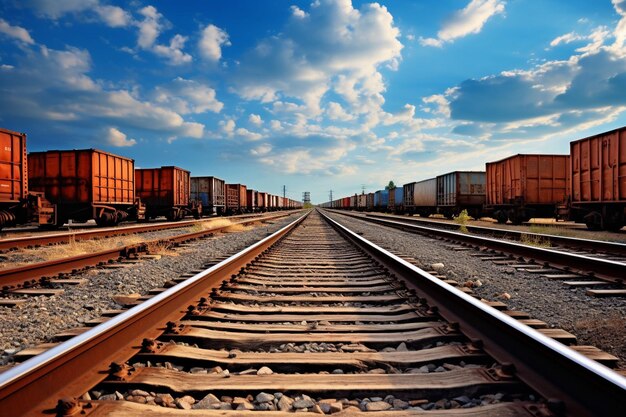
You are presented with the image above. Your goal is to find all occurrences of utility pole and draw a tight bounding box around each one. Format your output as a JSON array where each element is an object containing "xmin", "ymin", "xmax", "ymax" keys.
[
  {"xmin": 361, "ymin": 184, "xmax": 366, "ymax": 194},
  {"xmin": 329, "ymin": 190, "xmax": 333, "ymax": 202},
  {"xmin": 282, "ymin": 185, "xmax": 286, "ymax": 199},
  {"xmin": 302, "ymin": 192, "xmax": 310, "ymax": 205}
]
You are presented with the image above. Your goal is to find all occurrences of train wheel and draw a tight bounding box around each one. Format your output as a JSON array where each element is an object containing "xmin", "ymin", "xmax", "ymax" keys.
[
  {"xmin": 495, "ymin": 211, "xmax": 508, "ymax": 224},
  {"xmin": 583, "ymin": 212, "xmax": 602, "ymax": 231}
]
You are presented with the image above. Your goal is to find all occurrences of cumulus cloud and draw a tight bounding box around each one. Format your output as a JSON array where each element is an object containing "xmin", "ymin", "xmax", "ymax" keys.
[
  {"xmin": 233, "ymin": 0, "xmax": 403, "ymax": 121},
  {"xmin": 106, "ymin": 127, "xmax": 137, "ymax": 147},
  {"xmin": 248, "ymin": 114, "xmax": 263, "ymax": 125},
  {"xmin": 0, "ymin": 19, "xmax": 35, "ymax": 44},
  {"xmin": 21, "ymin": 0, "xmax": 132, "ymax": 28},
  {"xmin": 154, "ymin": 78, "xmax": 223, "ymax": 114},
  {"xmin": 420, "ymin": 0, "xmax": 505, "ymax": 47},
  {"xmin": 152, "ymin": 34, "xmax": 192, "ymax": 65},
  {"xmin": 95, "ymin": 5, "xmax": 132, "ymax": 28},
  {"xmin": 327, "ymin": 102, "xmax": 355, "ymax": 121},
  {"xmin": 0, "ymin": 45, "xmax": 205, "ymax": 141},
  {"xmin": 199, "ymin": 24, "xmax": 230, "ymax": 61},
  {"xmin": 133, "ymin": 6, "xmax": 191, "ymax": 65}
]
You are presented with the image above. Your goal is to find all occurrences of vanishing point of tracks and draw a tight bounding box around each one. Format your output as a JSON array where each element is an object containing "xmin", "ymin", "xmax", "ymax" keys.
[{"xmin": 1, "ymin": 209, "xmax": 625, "ymax": 416}]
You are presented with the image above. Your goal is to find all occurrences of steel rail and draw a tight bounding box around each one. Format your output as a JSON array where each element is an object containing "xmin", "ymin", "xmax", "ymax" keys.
[
  {"xmin": 330, "ymin": 210, "xmax": 626, "ymax": 283},
  {"xmin": 364, "ymin": 212, "xmax": 626, "ymax": 257},
  {"xmin": 0, "ymin": 211, "xmax": 297, "ymax": 291},
  {"xmin": 320, "ymin": 209, "xmax": 626, "ymax": 417},
  {"xmin": 0, "ymin": 211, "xmax": 310, "ymax": 416},
  {"xmin": 0, "ymin": 211, "xmax": 300, "ymax": 252}
]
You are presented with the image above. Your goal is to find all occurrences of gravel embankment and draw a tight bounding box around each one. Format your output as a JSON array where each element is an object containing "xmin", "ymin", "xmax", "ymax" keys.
[
  {"xmin": 0, "ymin": 213, "xmax": 303, "ymax": 365},
  {"xmin": 325, "ymin": 211, "xmax": 626, "ymax": 367}
]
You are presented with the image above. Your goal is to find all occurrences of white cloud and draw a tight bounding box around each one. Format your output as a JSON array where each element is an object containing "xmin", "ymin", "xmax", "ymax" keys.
[
  {"xmin": 0, "ymin": 19, "xmax": 35, "ymax": 44},
  {"xmin": 327, "ymin": 102, "xmax": 355, "ymax": 121},
  {"xmin": 137, "ymin": 6, "xmax": 163, "ymax": 49},
  {"xmin": 22, "ymin": 0, "xmax": 98, "ymax": 19},
  {"xmin": 154, "ymin": 78, "xmax": 223, "ymax": 114},
  {"xmin": 420, "ymin": 0, "xmax": 505, "ymax": 47},
  {"xmin": 290, "ymin": 5, "xmax": 307, "ymax": 19},
  {"xmin": 106, "ymin": 127, "xmax": 136, "ymax": 147},
  {"xmin": 422, "ymin": 94, "xmax": 451, "ymax": 117},
  {"xmin": 270, "ymin": 120, "xmax": 283, "ymax": 131},
  {"xmin": 152, "ymin": 34, "xmax": 192, "ymax": 65},
  {"xmin": 549, "ymin": 31, "xmax": 584, "ymax": 48},
  {"xmin": 199, "ymin": 24, "xmax": 230, "ymax": 61},
  {"xmin": 220, "ymin": 119, "xmax": 236, "ymax": 135},
  {"xmin": 235, "ymin": 127, "xmax": 263, "ymax": 141},
  {"xmin": 95, "ymin": 5, "xmax": 132, "ymax": 28},
  {"xmin": 250, "ymin": 143, "xmax": 272, "ymax": 156},
  {"xmin": 0, "ymin": 45, "xmax": 205, "ymax": 141},
  {"xmin": 234, "ymin": 0, "xmax": 403, "ymax": 122},
  {"xmin": 249, "ymin": 114, "xmax": 263, "ymax": 125}
]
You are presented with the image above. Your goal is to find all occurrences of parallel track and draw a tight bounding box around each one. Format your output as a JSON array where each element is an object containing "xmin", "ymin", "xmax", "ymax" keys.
[
  {"xmin": 0, "ymin": 211, "xmax": 297, "ymax": 292},
  {"xmin": 0, "ymin": 209, "xmax": 624, "ymax": 416},
  {"xmin": 330, "ymin": 210, "xmax": 626, "ymax": 286}
]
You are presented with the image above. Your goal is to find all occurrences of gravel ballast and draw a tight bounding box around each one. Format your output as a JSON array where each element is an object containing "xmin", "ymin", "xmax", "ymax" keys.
[
  {"xmin": 325, "ymin": 211, "xmax": 626, "ymax": 367},
  {"xmin": 0, "ymin": 213, "xmax": 303, "ymax": 365}
]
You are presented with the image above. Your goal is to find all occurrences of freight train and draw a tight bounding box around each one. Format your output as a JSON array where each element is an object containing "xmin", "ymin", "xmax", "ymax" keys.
[
  {"xmin": 0, "ymin": 127, "xmax": 302, "ymax": 230},
  {"xmin": 320, "ymin": 126, "xmax": 626, "ymax": 231}
]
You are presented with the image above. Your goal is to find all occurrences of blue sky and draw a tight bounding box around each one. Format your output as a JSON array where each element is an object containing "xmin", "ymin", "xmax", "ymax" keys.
[{"xmin": 1, "ymin": 0, "xmax": 625, "ymax": 203}]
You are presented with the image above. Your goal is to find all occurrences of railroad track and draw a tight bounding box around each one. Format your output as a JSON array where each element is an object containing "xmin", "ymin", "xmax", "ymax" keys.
[
  {"xmin": 0, "ymin": 211, "xmax": 298, "ymax": 302},
  {"xmin": 1, "ymin": 209, "xmax": 624, "ymax": 416},
  {"xmin": 0, "ymin": 212, "xmax": 295, "ymax": 253},
  {"xmin": 330, "ymin": 210, "xmax": 626, "ymax": 297}
]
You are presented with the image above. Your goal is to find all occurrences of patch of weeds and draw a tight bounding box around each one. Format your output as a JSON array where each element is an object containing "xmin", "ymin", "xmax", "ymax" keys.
[{"xmin": 454, "ymin": 209, "xmax": 471, "ymax": 234}]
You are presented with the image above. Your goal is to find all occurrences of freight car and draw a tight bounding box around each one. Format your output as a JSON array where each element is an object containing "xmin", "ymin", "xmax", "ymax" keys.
[
  {"xmin": 437, "ymin": 171, "xmax": 486, "ymax": 219},
  {"xmin": 136, "ymin": 166, "xmax": 201, "ymax": 221},
  {"xmin": 0, "ymin": 128, "xmax": 55, "ymax": 229},
  {"xmin": 256, "ymin": 191, "xmax": 268, "ymax": 212},
  {"xmin": 570, "ymin": 127, "xmax": 626, "ymax": 231},
  {"xmin": 226, "ymin": 184, "xmax": 247, "ymax": 214},
  {"xmin": 403, "ymin": 178, "xmax": 436, "ymax": 217},
  {"xmin": 246, "ymin": 189, "xmax": 257, "ymax": 212},
  {"xmin": 190, "ymin": 176, "xmax": 225, "ymax": 215},
  {"xmin": 29, "ymin": 148, "xmax": 143, "ymax": 226},
  {"xmin": 485, "ymin": 155, "xmax": 569, "ymax": 224},
  {"xmin": 357, "ymin": 193, "xmax": 367, "ymax": 211}
]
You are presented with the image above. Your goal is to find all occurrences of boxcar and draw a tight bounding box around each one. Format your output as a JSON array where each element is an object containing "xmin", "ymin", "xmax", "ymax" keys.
[
  {"xmin": 349, "ymin": 195, "xmax": 357, "ymax": 210},
  {"xmin": 256, "ymin": 191, "xmax": 268, "ymax": 212},
  {"xmin": 394, "ymin": 187, "xmax": 404, "ymax": 213},
  {"xmin": 0, "ymin": 128, "xmax": 55, "ymax": 229},
  {"xmin": 436, "ymin": 171, "xmax": 486, "ymax": 219},
  {"xmin": 366, "ymin": 192, "xmax": 374, "ymax": 210},
  {"xmin": 570, "ymin": 127, "xmax": 626, "ymax": 230},
  {"xmin": 409, "ymin": 178, "xmax": 437, "ymax": 217},
  {"xmin": 136, "ymin": 166, "xmax": 200, "ymax": 221},
  {"xmin": 226, "ymin": 184, "xmax": 247, "ymax": 214},
  {"xmin": 190, "ymin": 176, "xmax": 225, "ymax": 216},
  {"xmin": 29, "ymin": 149, "xmax": 141, "ymax": 226},
  {"xmin": 374, "ymin": 189, "xmax": 389, "ymax": 211},
  {"xmin": 357, "ymin": 194, "xmax": 367, "ymax": 210},
  {"xmin": 485, "ymin": 154, "xmax": 569, "ymax": 224},
  {"xmin": 246, "ymin": 189, "xmax": 257, "ymax": 212}
]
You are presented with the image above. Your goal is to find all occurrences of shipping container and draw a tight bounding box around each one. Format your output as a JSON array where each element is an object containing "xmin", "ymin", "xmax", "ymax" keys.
[
  {"xmin": 374, "ymin": 189, "xmax": 389, "ymax": 210},
  {"xmin": 0, "ymin": 128, "xmax": 27, "ymax": 203},
  {"xmin": 136, "ymin": 166, "xmax": 199, "ymax": 221},
  {"xmin": 0, "ymin": 128, "xmax": 55, "ymax": 228},
  {"xmin": 570, "ymin": 127, "xmax": 626, "ymax": 230},
  {"xmin": 357, "ymin": 194, "xmax": 367, "ymax": 210},
  {"xmin": 226, "ymin": 184, "xmax": 247, "ymax": 214},
  {"xmin": 486, "ymin": 154, "xmax": 569, "ymax": 224},
  {"xmin": 436, "ymin": 171, "xmax": 486, "ymax": 218},
  {"xmin": 394, "ymin": 187, "xmax": 404, "ymax": 213},
  {"xmin": 190, "ymin": 176, "xmax": 225, "ymax": 215},
  {"xmin": 412, "ymin": 178, "xmax": 437, "ymax": 217},
  {"xmin": 29, "ymin": 149, "xmax": 140, "ymax": 226},
  {"xmin": 366, "ymin": 192, "xmax": 374, "ymax": 210},
  {"xmin": 246, "ymin": 189, "xmax": 257, "ymax": 212},
  {"xmin": 350, "ymin": 195, "xmax": 357, "ymax": 209}
]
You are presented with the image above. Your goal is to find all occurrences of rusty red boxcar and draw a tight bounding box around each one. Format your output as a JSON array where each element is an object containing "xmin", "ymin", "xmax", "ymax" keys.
[
  {"xmin": 0, "ymin": 128, "xmax": 54, "ymax": 228},
  {"xmin": 226, "ymin": 183, "xmax": 247, "ymax": 214},
  {"xmin": 570, "ymin": 127, "xmax": 626, "ymax": 230},
  {"xmin": 246, "ymin": 189, "xmax": 257, "ymax": 212},
  {"xmin": 256, "ymin": 191, "xmax": 268, "ymax": 212},
  {"xmin": 485, "ymin": 154, "xmax": 569, "ymax": 224},
  {"xmin": 136, "ymin": 166, "xmax": 200, "ymax": 221},
  {"xmin": 29, "ymin": 149, "xmax": 140, "ymax": 226}
]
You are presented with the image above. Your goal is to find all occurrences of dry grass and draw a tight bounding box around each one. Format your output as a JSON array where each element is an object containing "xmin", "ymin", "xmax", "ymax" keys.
[
  {"xmin": 453, "ymin": 209, "xmax": 471, "ymax": 234},
  {"xmin": 528, "ymin": 224, "xmax": 577, "ymax": 238},
  {"xmin": 519, "ymin": 233, "xmax": 552, "ymax": 248},
  {"xmin": 145, "ymin": 240, "xmax": 178, "ymax": 256}
]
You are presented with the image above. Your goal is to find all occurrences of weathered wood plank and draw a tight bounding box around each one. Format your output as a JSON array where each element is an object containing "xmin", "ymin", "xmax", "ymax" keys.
[
  {"xmin": 198, "ymin": 310, "xmax": 424, "ymax": 323},
  {"xmin": 234, "ymin": 277, "xmax": 390, "ymax": 287},
  {"xmin": 172, "ymin": 326, "xmax": 456, "ymax": 347},
  {"xmin": 208, "ymin": 302, "xmax": 417, "ymax": 315},
  {"xmin": 586, "ymin": 289, "xmax": 626, "ymax": 297},
  {"xmin": 180, "ymin": 320, "xmax": 443, "ymax": 333},
  {"xmin": 138, "ymin": 343, "xmax": 484, "ymax": 368},
  {"xmin": 215, "ymin": 292, "xmax": 402, "ymax": 304},
  {"xmin": 227, "ymin": 284, "xmax": 395, "ymax": 294},
  {"xmin": 105, "ymin": 367, "xmax": 517, "ymax": 394}
]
